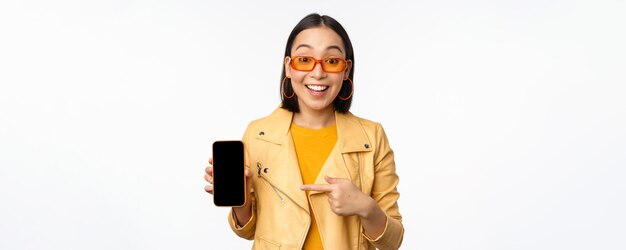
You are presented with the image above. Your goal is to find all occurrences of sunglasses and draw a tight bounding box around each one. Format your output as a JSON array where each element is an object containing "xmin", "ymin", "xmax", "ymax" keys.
[{"xmin": 289, "ymin": 56, "xmax": 348, "ymax": 73}]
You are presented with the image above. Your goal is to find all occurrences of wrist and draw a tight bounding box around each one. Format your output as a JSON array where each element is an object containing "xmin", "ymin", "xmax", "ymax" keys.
[
  {"xmin": 232, "ymin": 202, "xmax": 252, "ymax": 227},
  {"xmin": 233, "ymin": 201, "xmax": 252, "ymax": 214},
  {"xmin": 359, "ymin": 196, "xmax": 377, "ymax": 219}
]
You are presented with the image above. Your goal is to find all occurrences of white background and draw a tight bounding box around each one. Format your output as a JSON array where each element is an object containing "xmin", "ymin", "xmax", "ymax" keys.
[{"xmin": 1, "ymin": 0, "xmax": 625, "ymax": 249}]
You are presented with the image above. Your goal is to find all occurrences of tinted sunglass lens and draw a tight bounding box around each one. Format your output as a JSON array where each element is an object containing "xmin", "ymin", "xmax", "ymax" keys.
[
  {"xmin": 322, "ymin": 58, "xmax": 346, "ymax": 73},
  {"xmin": 293, "ymin": 57, "xmax": 315, "ymax": 71}
]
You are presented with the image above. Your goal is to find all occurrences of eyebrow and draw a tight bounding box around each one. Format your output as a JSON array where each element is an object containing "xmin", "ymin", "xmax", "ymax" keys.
[{"xmin": 294, "ymin": 44, "xmax": 344, "ymax": 54}]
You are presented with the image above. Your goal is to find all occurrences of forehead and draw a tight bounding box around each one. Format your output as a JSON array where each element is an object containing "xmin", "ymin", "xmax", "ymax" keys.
[{"xmin": 291, "ymin": 26, "xmax": 345, "ymax": 54}]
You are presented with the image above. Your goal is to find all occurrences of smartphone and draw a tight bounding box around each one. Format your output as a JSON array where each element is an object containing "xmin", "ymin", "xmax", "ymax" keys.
[{"xmin": 212, "ymin": 140, "xmax": 246, "ymax": 207}]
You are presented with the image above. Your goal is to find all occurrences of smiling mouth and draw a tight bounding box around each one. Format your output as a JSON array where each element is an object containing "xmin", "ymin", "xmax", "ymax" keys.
[{"xmin": 306, "ymin": 85, "xmax": 329, "ymax": 92}]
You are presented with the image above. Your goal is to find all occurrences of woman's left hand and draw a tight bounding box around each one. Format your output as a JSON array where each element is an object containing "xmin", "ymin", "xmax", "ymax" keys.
[{"xmin": 301, "ymin": 175, "xmax": 373, "ymax": 218}]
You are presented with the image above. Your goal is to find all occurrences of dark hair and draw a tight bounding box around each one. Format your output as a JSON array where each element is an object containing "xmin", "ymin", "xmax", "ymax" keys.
[{"xmin": 280, "ymin": 13, "xmax": 355, "ymax": 114}]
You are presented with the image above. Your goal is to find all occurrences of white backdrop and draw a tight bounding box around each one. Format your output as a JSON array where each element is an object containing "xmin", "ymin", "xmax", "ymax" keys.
[{"xmin": 1, "ymin": 0, "xmax": 625, "ymax": 249}]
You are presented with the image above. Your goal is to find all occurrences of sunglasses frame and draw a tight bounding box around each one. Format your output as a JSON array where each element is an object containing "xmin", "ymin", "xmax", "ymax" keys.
[{"xmin": 289, "ymin": 56, "xmax": 349, "ymax": 73}]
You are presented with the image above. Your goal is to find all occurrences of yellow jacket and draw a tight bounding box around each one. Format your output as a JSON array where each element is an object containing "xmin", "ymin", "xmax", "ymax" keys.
[{"xmin": 229, "ymin": 107, "xmax": 404, "ymax": 249}]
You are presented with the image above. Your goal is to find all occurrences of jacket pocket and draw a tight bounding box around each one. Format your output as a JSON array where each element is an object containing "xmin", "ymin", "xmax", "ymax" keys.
[{"xmin": 254, "ymin": 236, "xmax": 281, "ymax": 249}]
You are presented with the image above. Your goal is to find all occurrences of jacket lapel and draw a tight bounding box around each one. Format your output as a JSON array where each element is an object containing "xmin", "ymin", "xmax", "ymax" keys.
[
  {"xmin": 310, "ymin": 111, "xmax": 373, "ymax": 193},
  {"xmin": 253, "ymin": 108, "xmax": 309, "ymax": 212}
]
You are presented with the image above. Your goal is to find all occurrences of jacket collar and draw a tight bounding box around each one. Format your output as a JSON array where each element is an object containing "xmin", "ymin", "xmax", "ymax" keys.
[{"xmin": 254, "ymin": 106, "xmax": 372, "ymax": 153}]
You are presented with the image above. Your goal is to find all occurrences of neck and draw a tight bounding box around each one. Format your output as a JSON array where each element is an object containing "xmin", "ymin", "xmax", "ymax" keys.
[{"xmin": 293, "ymin": 105, "xmax": 335, "ymax": 129}]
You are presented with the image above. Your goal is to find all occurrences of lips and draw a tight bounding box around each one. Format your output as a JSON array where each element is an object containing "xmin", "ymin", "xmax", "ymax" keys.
[{"xmin": 305, "ymin": 85, "xmax": 329, "ymax": 92}]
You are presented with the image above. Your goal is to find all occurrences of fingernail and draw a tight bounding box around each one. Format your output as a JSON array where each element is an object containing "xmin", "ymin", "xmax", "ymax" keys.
[{"xmin": 300, "ymin": 186, "xmax": 304, "ymax": 190}]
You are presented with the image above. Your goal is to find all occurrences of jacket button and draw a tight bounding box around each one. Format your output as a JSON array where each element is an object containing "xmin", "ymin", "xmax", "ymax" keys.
[
  {"xmin": 259, "ymin": 131, "xmax": 265, "ymax": 136},
  {"xmin": 364, "ymin": 144, "xmax": 370, "ymax": 149}
]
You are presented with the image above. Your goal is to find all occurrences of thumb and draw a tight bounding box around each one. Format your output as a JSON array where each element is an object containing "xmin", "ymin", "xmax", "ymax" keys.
[
  {"xmin": 325, "ymin": 175, "xmax": 350, "ymax": 184},
  {"xmin": 324, "ymin": 175, "xmax": 350, "ymax": 184},
  {"xmin": 324, "ymin": 175, "xmax": 335, "ymax": 184}
]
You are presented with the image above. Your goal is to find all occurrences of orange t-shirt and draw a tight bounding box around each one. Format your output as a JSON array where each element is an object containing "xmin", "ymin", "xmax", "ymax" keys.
[{"xmin": 291, "ymin": 122, "xmax": 338, "ymax": 250}]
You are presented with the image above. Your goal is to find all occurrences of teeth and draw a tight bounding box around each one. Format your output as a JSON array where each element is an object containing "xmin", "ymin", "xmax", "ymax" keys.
[{"xmin": 306, "ymin": 85, "xmax": 329, "ymax": 91}]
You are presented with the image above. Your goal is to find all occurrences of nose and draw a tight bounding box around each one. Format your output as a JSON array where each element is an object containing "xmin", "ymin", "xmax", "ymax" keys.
[{"xmin": 309, "ymin": 61, "xmax": 326, "ymax": 79}]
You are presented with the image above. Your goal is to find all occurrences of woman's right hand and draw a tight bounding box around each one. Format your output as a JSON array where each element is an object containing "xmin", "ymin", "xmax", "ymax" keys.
[{"xmin": 204, "ymin": 157, "xmax": 254, "ymax": 226}]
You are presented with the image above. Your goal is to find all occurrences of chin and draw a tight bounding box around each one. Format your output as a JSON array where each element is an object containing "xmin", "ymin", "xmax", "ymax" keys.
[{"xmin": 302, "ymin": 100, "xmax": 333, "ymax": 111}]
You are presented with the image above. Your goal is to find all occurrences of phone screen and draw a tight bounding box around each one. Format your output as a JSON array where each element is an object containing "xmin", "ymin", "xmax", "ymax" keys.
[{"xmin": 212, "ymin": 141, "xmax": 245, "ymax": 207}]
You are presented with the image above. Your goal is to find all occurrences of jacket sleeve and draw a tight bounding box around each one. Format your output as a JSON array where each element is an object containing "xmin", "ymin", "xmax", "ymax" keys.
[
  {"xmin": 228, "ymin": 198, "xmax": 256, "ymax": 240},
  {"xmin": 362, "ymin": 123, "xmax": 404, "ymax": 249},
  {"xmin": 227, "ymin": 123, "xmax": 257, "ymax": 240}
]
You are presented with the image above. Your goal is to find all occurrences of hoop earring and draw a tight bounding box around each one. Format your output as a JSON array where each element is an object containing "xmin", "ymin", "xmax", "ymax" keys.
[
  {"xmin": 282, "ymin": 76, "xmax": 295, "ymax": 99},
  {"xmin": 338, "ymin": 78, "xmax": 353, "ymax": 101}
]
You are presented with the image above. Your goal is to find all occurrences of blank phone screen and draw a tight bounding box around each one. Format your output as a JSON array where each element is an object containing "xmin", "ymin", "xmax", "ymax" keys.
[{"xmin": 212, "ymin": 141, "xmax": 245, "ymax": 206}]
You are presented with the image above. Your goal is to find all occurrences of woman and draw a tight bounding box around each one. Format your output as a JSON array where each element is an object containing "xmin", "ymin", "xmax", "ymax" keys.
[{"xmin": 204, "ymin": 13, "xmax": 404, "ymax": 249}]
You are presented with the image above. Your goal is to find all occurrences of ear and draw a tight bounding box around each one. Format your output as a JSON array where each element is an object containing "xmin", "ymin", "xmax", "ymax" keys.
[
  {"xmin": 284, "ymin": 56, "xmax": 292, "ymax": 78},
  {"xmin": 344, "ymin": 59, "xmax": 353, "ymax": 80}
]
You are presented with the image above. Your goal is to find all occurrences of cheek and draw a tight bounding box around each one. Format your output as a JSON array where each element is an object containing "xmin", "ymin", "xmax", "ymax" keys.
[
  {"xmin": 289, "ymin": 73, "xmax": 307, "ymax": 85},
  {"xmin": 330, "ymin": 78, "xmax": 345, "ymax": 90}
]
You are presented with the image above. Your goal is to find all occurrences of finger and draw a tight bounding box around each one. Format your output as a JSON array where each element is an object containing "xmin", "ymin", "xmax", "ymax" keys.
[
  {"xmin": 331, "ymin": 206, "xmax": 342, "ymax": 215},
  {"xmin": 326, "ymin": 191, "xmax": 338, "ymax": 200},
  {"xmin": 204, "ymin": 185, "xmax": 213, "ymax": 194},
  {"xmin": 204, "ymin": 174, "xmax": 211, "ymax": 182},
  {"xmin": 244, "ymin": 168, "xmax": 251, "ymax": 186},
  {"xmin": 208, "ymin": 157, "xmax": 213, "ymax": 165},
  {"xmin": 301, "ymin": 184, "xmax": 333, "ymax": 192},
  {"xmin": 327, "ymin": 198, "xmax": 343, "ymax": 215},
  {"xmin": 205, "ymin": 166, "xmax": 213, "ymax": 176},
  {"xmin": 245, "ymin": 167, "xmax": 252, "ymax": 178}
]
